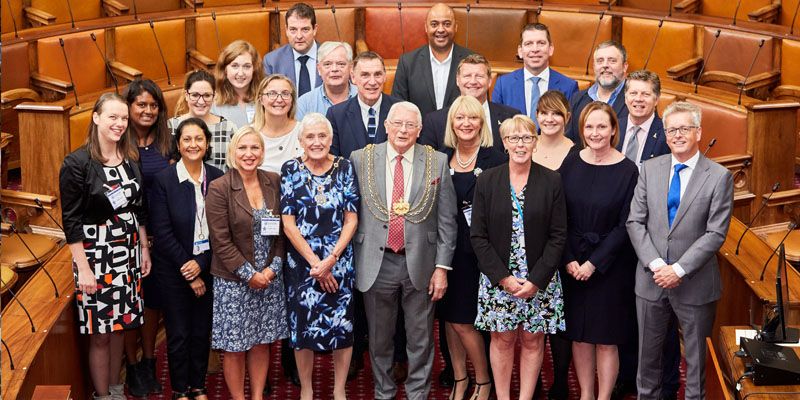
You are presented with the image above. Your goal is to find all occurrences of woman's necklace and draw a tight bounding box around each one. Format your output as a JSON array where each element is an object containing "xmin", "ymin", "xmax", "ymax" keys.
[
  {"xmin": 300, "ymin": 157, "xmax": 340, "ymax": 206},
  {"xmin": 455, "ymin": 147, "xmax": 478, "ymax": 169}
]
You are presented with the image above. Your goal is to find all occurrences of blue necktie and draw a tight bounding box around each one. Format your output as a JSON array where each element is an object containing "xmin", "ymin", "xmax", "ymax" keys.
[
  {"xmin": 529, "ymin": 76, "xmax": 541, "ymax": 119},
  {"xmin": 367, "ymin": 107, "xmax": 377, "ymax": 142},
  {"xmin": 298, "ymin": 55, "xmax": 311, "ymax": 96},
  {"xmin": 667, "ymin": 163, "xmax": 688, "ymax": 227}
]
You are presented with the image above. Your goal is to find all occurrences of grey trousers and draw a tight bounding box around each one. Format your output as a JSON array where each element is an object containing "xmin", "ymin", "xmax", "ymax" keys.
[{"xmin": 363, "ymin": 252, "xmax": 435, "ymax": 400}]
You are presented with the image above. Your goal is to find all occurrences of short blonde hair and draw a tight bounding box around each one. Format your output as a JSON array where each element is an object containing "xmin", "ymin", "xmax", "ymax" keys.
[
  {"xmin": 227, "ymin": 125, "xmax": 265, "ymax": 170},
  {"xmin": 444, "ymin": 95, "xmax": 493, "ymax": 149},
  {"xmin": 499, "ymin": 114, "xmax": 538, "ymax": 141}
]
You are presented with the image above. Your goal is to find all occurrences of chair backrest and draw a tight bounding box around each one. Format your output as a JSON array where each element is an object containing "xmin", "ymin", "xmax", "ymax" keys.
[
  {"xmin": 686, "ymin": 98, "xmax": 748, "ymax": 157},
  {"xmin": 195, "ymin": 12, "xmax": 270, "ymax": 63},
  {"xmin": 536, "ymin": 10, "xmax": 612, "ymax": 70},
  {"xmin": 781, "ymin": 39, "xmax": 800, "ymax": 86},
  {"xmin": 364, "ymin": 6, "xmax": 428, "ymax": 60},
  {"xmin": 779, "ymin": 0, "xmax": 800, "ymax": 29},
  {"xmin": 1, "ymin": 42, "xmax": 31, "ymax": 91},
  {"xmin": 114, "ymin": 19, "xmax": 187, "ymax": 81},
  {"xmin": 1, "ymin": 0, "xmax": 24, "ymax": 35},
  {"xmin": 37, "ymin": 29, "xmax": 108, "ymax": 95},
  {"xmin": 452, "ymin": 7, "xmax": 527, "ymax": 62},
  {"xmin": 622, "ymin": 18, "xmax": 697, "ymax": 78},
  {"xmin": 116, "ymin": 0, "xmax": 181, "ymax": 13},
  {"xmin": 702, "ymin": 27, "xmax": 774, "ymax": 82},
  {"xmin": 279, "ymin": 7, "xmax": 356, "ymax": 49},
  {"xmin": 619, "ymin": 0, "xmax": 673, "ymax": 12},
  {"xmin": 30, "ymin": 0, "xmax": 104, "ymax": 24},
  {"xmin": 700, "ymin": 0, "xmax": 773, "ymax": 20}
]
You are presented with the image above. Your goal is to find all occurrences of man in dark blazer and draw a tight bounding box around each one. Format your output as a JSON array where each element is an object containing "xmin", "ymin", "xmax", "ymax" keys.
[
  {"xmin": 491, "ymin": 23, "xmax": 578, "ymax": 119},
  {"xmin": 627, "ymin": 101, "xmax": 733, "ymax": 400},
  {"xmin": 566, "ymin": 40, "xmax": 629, "ymax": 142},
  {"xmin": 419, "ymin": 54, "xmax": 520, "ymax": 153},
  {"xmin": 391, "ymin": 3, "xmax": 473, "ymax": 117},
  {"xmin": 328, "ymin": 51, "xmax": 400, "ymax": 159},
  {"xmin": 262, "ymin": 3, "xmax": 322, "ymax": 96}
]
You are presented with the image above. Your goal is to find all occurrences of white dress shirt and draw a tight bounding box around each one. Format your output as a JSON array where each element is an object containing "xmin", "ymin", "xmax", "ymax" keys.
[
  {"xmin": 385, "ymin": 143, "xmax": 415, "ymax": 209},
  {"xmin": 292, "ymin": 41, "xmax": 318, "ymax": 88},
  {"xmin": 430, "ymin": 46, "xmax": 454, "ymax": 110},
  {"xmin": 622, "ymin": 113, "xmax": 656, "ymax": 165},
  {"xmin": 176, "ymin": 160, "xmax": 209, "ymax": 248},
  {"xmin": 523, "ymin": 67, "xmax": 550, "ymax": 115}
]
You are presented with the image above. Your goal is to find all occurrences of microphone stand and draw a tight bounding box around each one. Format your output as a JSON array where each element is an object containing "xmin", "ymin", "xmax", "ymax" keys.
[
  {"xmin": 9, "ymin": 224, "xmax": 59, "ymax": 298},
  {"xmin": 643, "ymin": 19, "xmax": 664, "ymax": 71},
  {"xmin": 90, "ymin": 33, "xmax": 120, "ymax": 94},
  {"xmin": 702, "ymin": 137, "xmax": 716, "ymax": 156},
  {"xmin": 0, "ymin": 275, "xmax": 36, "ymax": 332},
  {"xmin": 65, "ymin": 0, "xmax": 76, "ymax": 29},
  {"xmin": 694, "ymin": 29, "xmax": 721, "ymax": 94},
  {"xmin": 149, "ymin": 20, "xmax": 172, "ymax": 86},
  {"xmin": 791, "ymin": 0, "xmax": 800, "ymax": 35},
  {"xmin": 732, "ymin": 0, "xmax": 742, "ymax": 26},
  {"xmin": 331, "ymin": 5, "xmax": 342, "ymax": 43},
  {"xmin": 760, "ymin": 221, "xmax": 798, "ymax": 281},
  {"xmin": 58, "ymin": 38, "xmax": 80, "ymax": 108},
  {"xmin": 1, "ymin": 339, "xmax": 14, "ymax": 370},
  {"xmin": 737, "ymin": 39, "xmax": 765, "ymax": 106},
  {"xmin": 398, "ymin": 3, "xmax": 406, "ymax": 54},
  {"xmin": 4, "ymin": 0, "xmax": 19, "ymax": 38},
  {"xmin": 211, "ymin": 11, "xmax": 222, "ymax": 53},
  {"xmin": 465, "ymin": 4, "xmax": 471, "ymax": 49},
  {"xmin": 584, "ymin": 11, "xmax": 606, "ymax": 77},
  {"xmin": 736, "ymin": 182, "xmax": 780, "ymax": 255}
]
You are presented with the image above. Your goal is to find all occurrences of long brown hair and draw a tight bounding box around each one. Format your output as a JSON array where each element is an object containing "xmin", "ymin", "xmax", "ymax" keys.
[
  {"xmin": 85, "ymin": 92, "xmax": 139, "ymax": 163},
  {"xmin": 214, "ymin": 40, "xmax": 263, "ymax": 106}
]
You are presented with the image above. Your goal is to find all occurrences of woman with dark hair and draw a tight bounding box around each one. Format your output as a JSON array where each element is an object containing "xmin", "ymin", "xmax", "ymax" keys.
[
  {"xmin": 59, "ymin": 92, "xmax": 150, "ymax": 400},
  {"xmin": 560, "ymin": 101, "xmax": 638, "ymax": 400},
  {"xmin": 149, "ymin": 118, "xmax": 224, "ymax": 400},
  {"xmin": 533, "ymin": 90, "xmax": 576, "ymax": 171},
  {"xmin": 213, "ymin": 40, "xmax": 264, "ymax": 129},
  {"xmin": 123, "ymin": 78, "xmax": 172, "ymax": 396},
  {"xmin": 170, "ymin": 70, "xmax": 237, "ymax": 172}
]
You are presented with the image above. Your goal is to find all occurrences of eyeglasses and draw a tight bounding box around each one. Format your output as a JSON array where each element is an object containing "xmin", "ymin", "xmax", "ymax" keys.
[
  {"xmin": 187, "ymin": 92, "xmax": 214, "ymax": 102},
  {"xmin": 387, "ymin": 120, "xmax": 419, "ymax": 130},
  {"xmin": 320, "ymin": 61, "xmax": 349, "ymax": 70},
  {"xmin": 665, "ymin": 126, "xmax": 698, "ymax": 137},
  {"xmin": 262, "ymin": 91, "xmax": 293, "ymax": 100},
  {"xmin": 504, "ymin": 135, "xmax": 535, "ymax": 144}
]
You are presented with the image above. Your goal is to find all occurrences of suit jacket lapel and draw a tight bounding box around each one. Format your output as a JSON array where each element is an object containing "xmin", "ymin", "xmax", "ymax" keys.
[
  {"xmin": 409, "ymin": 144, "xmax": 427, "ymax": 203},
  {"xmin": 346, "ymin": 99, "xmax": 368, "ymax": 149},
  {"xmin": 616, "ymin": 118, "xmax": 629, "ymax": 151},
  {"xmin": 419, "ymin": 48, "xmax": 437, "ymax": 108},
  {"xmin": 641, "ymin": 116, "xmax": 664, "ymax": 160},
  {"xmin": 512, "ymin": 70, "xmax": 526, "ymax": 113},
  {"xmin": 231, "ymin": 169, "xmax": 254, "ymax": 217},
  {"xmin": 670, "ymin": 155, "xmax": 710, "ymax": 232},
  {"xmin": 376, "ymin": 96, "xmax": 392, "ymax": 143},
  {"xmin": 655, "ymin": 156, "xmax": 672, "ymax": 231},
  {"xmin": 374, "ymin": 143, "xmax": 388, "ymax": 207}
]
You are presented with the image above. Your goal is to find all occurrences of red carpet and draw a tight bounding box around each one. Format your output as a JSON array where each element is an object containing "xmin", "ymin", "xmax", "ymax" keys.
[{"xmin": 131, "ymin": 321, "xmax": 685, "ymax": 399}]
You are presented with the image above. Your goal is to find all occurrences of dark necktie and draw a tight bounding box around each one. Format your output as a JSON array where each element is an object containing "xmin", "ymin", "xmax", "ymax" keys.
[
  {"xmin": 387, "ymin": 155, "xmax": 405, "ymax": 252},
  {"xmin": 298, "ymin": 55, "xmax": 311, "ymax": 96},
  {"xmin": 667, "ymin": 163, "xmax": 688, "ymax": 227},
  {"xmin": 367, "ymin": 107, "xmax": 377, "ymax": 142}
]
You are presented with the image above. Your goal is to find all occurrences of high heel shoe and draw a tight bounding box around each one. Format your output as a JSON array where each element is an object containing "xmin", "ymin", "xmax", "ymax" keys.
[
  {"xmin": 448, "ymin": 376, "xmax": 471, "ymax": 400},
  {"xmin": 469, "ymin": 381, "xmax": 492, "ymax": 400}
]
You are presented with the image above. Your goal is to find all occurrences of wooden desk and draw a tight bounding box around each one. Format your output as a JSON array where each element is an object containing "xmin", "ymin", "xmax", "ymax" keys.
[{"xmin": 717, "ymin": 326, "xmax": 800, "ymax": 399}]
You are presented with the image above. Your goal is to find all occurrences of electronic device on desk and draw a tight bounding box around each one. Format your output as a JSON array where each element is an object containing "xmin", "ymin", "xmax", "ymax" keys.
[
  {"xmin": 759, "ymin": 243, "xmax": 800, "ymax": 343},
  {"xmin": 740, "ymin": 337, "xmax": 800, "ymax": 385}
]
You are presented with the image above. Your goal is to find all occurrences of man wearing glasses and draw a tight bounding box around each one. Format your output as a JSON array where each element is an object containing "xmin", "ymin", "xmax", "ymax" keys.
[
  {"xmin": 627, "ymin": 101, "xmax": 733, "ymax": 400},
  {"xmin": 350, "ymin": 101, "xmax": 457, "ymax": 400}
]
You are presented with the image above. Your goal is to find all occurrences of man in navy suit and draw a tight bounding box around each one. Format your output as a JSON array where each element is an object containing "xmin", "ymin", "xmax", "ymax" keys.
[
  {"xmin": 392, "ymin": 3, "xmax": 473, "ymax": 117},
  {"xmin": 491, "ymin": 23, "xmax": 578, "ymax": 121},
  {"xmin": 420, "ymin": 53, "xmax": 520, "ymax": 153},
  {"xmin": 262, "ymin": 2, "xmax": 322, "ymax": 96},
  {"xmin": 566, "ymin": 40, "xmax": 629, "ymax": 142},
  {"xmin": 328, "ymin": 51, "xmax": 400, "ymax": 159}
]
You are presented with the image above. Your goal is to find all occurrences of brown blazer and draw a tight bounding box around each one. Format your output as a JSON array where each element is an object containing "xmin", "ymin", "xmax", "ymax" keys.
[{"xmin": 206, "ymin": 168, "xmax": 285, "ymax": 281}]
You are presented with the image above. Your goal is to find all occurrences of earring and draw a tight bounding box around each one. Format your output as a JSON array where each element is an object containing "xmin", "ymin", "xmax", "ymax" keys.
[{"xmin": 504, "ymin": 148, "xmax": 509, "ymax": 154}]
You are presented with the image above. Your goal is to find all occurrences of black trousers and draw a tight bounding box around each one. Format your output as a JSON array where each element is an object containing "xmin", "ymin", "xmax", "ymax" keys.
[{"xmin": 159, "ymin": 273, "xmax": 213, "ymax": 392}]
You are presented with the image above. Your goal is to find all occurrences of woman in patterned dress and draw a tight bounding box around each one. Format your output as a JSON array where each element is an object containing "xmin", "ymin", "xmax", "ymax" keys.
[
  {"xmin": 169, "ymin": 69, "xmax": 238, "ymax": 172},
  {"xmin": 280, "ymin": 113, "xmax": 359, "ymax": 400},
  {"xmin": 59, "ymin": 92, "xmax": 151, "ymax": 400},
  {"xmin": 206, "ymin": 126, "xmax": 288, "ymax": 400},
  {"xmin": 470, "ymin": 115, "xmax": 568, "ymax": 400}
]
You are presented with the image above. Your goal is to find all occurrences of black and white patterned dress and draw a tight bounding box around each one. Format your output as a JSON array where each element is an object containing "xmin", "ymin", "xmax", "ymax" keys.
[{"xmin": 74, "ymin": 162, "xmax": 145, "ymax": 334}]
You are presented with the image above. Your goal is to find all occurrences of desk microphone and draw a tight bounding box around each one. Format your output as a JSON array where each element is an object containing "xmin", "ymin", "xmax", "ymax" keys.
[
  {"xmin": 0, "ymin": 268, "xmax": 36, "ymax": 332},
  {"xmin": 397, "ymin": 2, "xmax": 406, "ymax": 54},
  {"xmin": 211, "ymin": 11, "xmax": 222, "ymax": 53},
  {"xmin": 791, "ymin": 0, "xmax": 800, "ymax": 35},
  {"xmin": 149, "ymin": 20, "xmax": 172, "ymax": 85},
  {"xmin": 131, "ymin": 0, "xmax": 138, "ymax": 20},
  {"xmin": 33, "ymin": 198, "xmax": 64, "ymax": 232},
  {"xmin": 331, "ymin": 5, "xmax": 342, "ymax": 43},
  {"xmin": 584, "ymin": 11, "xmax": 606, "ymax": 76},
  {"xmin": 90, "ymin": 33, "xmax": 119, "ymax": 94},
  {"xmin": 643, "ymin": 19, "xmax": 664, "ymax": 70},
  {"xmin": 736, "ymin": 182, "xmax": 780, "ymax": 255},
  {"xmin": 4, "ymin": 0, "xmax": 19, "ymax": 38},
  {"xmin": 261, "ymin": 0, "xmax": 266, "ymax": 8},
  {"xmin": 668, "ymin": 0, "xmax": 673, "ymax": 17},
  {"xmin": 65, "ymin": 0, "xmax": 76, "ymax": 29},
  {"xmin": 193, "ymin": 0, "xmax": 198, "ymax": 13},
  {"xmin": 9, "ymin": 224, "xmax": 59, "ymax": 298},
  {"xmin": 694, "ymin": 29, "xmax": 721, "ymax": 94},
  {"xmin": 760, "ymin": 221, "xmax": 798, "ymax": 281},
  {"xmin": 465, "ymin": 4, "xmax": 471, "ymax": 49},
  {"xmin": 732, "ymin": 0, "xmax": 743, "ymax": 26},
  {"xmin": 1, "ymin": 339, "xmax": 14, "ymax": 370},
  {"xmin": 703, "ymin": 137, "xmax": 717, "ymax": 156},
  {"xmin": 58, "ymin": 38, "xmax": 80, "ymax": 108},
  {"xmin": 738, "ymin": 39, "xmax": 765, "ymax": 106}
]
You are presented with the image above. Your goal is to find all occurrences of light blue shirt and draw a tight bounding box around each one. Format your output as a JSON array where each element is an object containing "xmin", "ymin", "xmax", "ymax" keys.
[
  {"xmin": 296, "ymin": 83, "xmax": 358, "ymax": 121},
  {"xmin": 292, "ymin": 42, "xmax": 318, "ymax": 89},
  {"xmin": 587, "ymin": 79, "xmax": 625, "ymax": 105}
]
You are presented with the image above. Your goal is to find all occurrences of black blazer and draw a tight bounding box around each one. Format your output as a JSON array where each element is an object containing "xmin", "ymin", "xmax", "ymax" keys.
[
  {"xmin": 565, "ymin": 85, "xmax": 629, "ymax": 144},
  {"xmin": 419, "ymin": 102, "xmax": 521, "ymax": 154},
  {"xmin": 149, "ymin": 162, "xmax": 225, "ymax": 279},
  {"xmin": 470, "ymin": 162, "xmax": 567, "ymax": 289},
  {"xmin": 616, "ymin": 114, "xmax": 670, "ymax": 164},
  {"xmin": 328, "ymin": 94, "xmax": 400, "ymax": 159},
  {"xmin": 391, "ymin": 44, "xmax": 473, "ymax": 116}
]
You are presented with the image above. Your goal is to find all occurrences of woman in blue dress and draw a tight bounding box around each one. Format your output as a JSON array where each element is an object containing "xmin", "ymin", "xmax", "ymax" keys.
[{"xmin": 280, "ymin": 112, "xmax": 359, "ymax": 400}]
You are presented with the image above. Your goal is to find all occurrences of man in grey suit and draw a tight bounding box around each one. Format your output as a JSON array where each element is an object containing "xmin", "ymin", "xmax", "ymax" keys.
[
  {"xmin": 626, "ymin": 101, "xmax": 733, "ymax": 400},
  {"xmin": 350, "ymin": 101, "xmax": 457, "ymax": 400},
  {"xmin": 262, "ymin": 2, "xmax": 322, "ymax": 96}
]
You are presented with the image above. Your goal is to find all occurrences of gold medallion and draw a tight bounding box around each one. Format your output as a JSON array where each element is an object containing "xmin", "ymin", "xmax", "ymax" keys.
[{"xmin": 392, "ymin": 201, "xmax": 410, "ymax": 216}]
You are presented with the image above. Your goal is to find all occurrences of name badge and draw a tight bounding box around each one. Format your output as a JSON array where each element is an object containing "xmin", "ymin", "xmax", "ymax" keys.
[
  {"xmin": 105, "ymin": 185, "xmax": 127, "ymax": 210},
  {"xmin": 260, "ymin": 216, "xmax": 280, "ymax": 236},
  {"xmin": 462, "ymin": 206, "xmax": 473, "ymax": 227},
  {"xmin": 193, "ymin": 239, "xmax": 210, "ymax": 255}
]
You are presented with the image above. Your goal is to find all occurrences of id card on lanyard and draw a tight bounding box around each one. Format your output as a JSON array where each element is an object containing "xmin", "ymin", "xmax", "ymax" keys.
[
  {"xmin": 511, "ymin": 185, "xmax": 525, "ymax": 249},
  {"xmin": 193, "ymin": 170, "xmax": 210, "ymax": 255},
  {"xmin": 260, "ymin": 208, "xmax": 280, "ymax": 236},
  {"xmin": 105, "ymin": 184, "xmax": 127, "ymax": 210}
]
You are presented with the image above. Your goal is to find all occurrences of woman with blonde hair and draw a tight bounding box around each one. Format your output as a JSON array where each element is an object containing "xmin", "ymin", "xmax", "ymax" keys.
[
  {"xmin": 212, "ymin": 40, "xmax": 264, "ymax": 129},
  {"xmin": 252, "ymin": 74, "xmax": 303, "ymax": 173}
]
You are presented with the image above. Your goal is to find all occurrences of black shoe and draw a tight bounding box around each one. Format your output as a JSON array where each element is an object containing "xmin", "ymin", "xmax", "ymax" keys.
[
  {"xmin": 438, "ymin": 366, "xmax": 454, "ymax": 388},
  {"xmin": 126, "ymin": 363, "xmax": 148, "ymax": 398},
  {"xmin": 289, "ymin": 368, "xmax": 301, "ymax": 387},
  {"xmin": 660, "ymin": 393, "xmax": 678, "ymax": 400},
  {"xmin": 142, "ymin": 357, "xmax": 163, "ymax": 394},
  {"xmin": 263, "ymin": 380, "xmax": 272, "ymax": 396},
  {"xmin": 611, "ymin": 381, "xmax": 637, "ymax": 400},
  {"xmin": 348, "ymin": 355, "xmax": 364, "ymax": 381}
]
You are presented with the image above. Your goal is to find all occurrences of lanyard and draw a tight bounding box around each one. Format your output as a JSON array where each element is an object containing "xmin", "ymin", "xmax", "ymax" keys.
[
  {"xmin": 195, "ymin": 167, "xmax": 208, "ymax": 239},
  {"xmin": 510, "ymin": 184, "xmax": 523, "ymax": 220}
]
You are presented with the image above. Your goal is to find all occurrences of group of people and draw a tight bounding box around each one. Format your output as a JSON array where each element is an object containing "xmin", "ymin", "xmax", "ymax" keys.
[{"xmin": 59, "ymin": 2, "xmax": 734, "ymax": 400}]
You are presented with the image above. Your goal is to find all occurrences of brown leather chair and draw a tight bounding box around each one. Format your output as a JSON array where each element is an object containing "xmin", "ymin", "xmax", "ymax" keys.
[
  {"xmin": 771, "ymin": 39, "xmax": 800, "ymax": 166},
  {"xmin": 622, "ymin": 17, "xmax": 696, "ymax": 78},
  {"xmin": 685, "ymin": 97, "xmax": 748, "ymax": 158},
  {"xmin": 673, "ymin": 0, "xmax": 779, "ymax": 24},
  {"xmin": 36, "ymin": 29, "xmax": 109, "ymax": 97},
  {"xmin": 364, "ymin": 6, "xmax": 429, "ymax": 61},
  {"xmin": 668, "ymin": 28, "xmax": 779, "ymax": 99},
  {"xmin": 452, "ymin": 7, "xmax": 527, "ymax": 63},
  {"xmin": 278, "ymin": 7, "xmax": 356, "ymax": 51},
  {"xmin": 1, "ymin": 0, "xmax": 24, "ymax": 35},
  {"xmin": 2, "ymin": 42, "xmax": 41, "ymax": 173},
  {"xmin": 535, "ymin": 10, "xmax": 612, "ymax": 73},
  {"xmin": 779, "ymin": 0, "xmax": 800, "ymax": 29},
  {"xmin": 24, "ymin": 0, "xmax": 128, "ymax": 27},
  {"xmin": 191, "ymin": 12, "xmax": 270, "ymax": 70},
  {"xmin": 1, "ymin": 42, "xmax": 32, "ymax": 93},
  {"xmin": 111, "ymin": 20, "xmax": 187, "ymax": 83}
]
